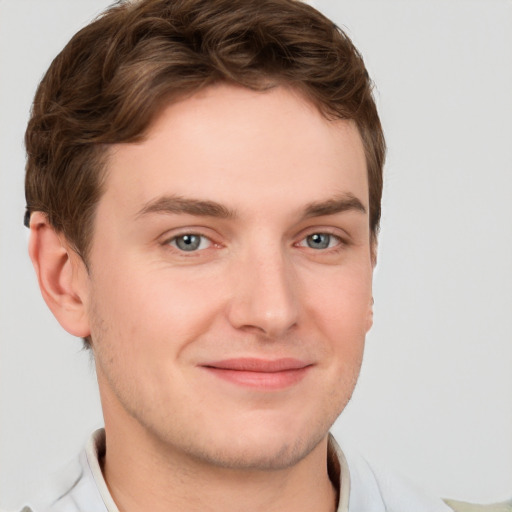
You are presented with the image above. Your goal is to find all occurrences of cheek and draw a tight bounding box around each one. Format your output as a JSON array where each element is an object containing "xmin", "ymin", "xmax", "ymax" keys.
[
  {"xmin": 309, "ymin": 263, "xmax": 372, "ymax": 321},
  {"xmin": 302, "ymin": 261, "xmax": 372, "ymax": 358},
  {"xmin": 87, "ymin": 258, "xmax": 226, "ymax": 355}
]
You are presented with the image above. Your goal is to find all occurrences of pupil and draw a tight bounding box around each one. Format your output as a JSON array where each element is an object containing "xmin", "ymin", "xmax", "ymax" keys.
[
  {"xmin": 177, "ymin": 235, "xmax": 200, "ymax": 251},
  {"xmin": 308, "ymin": 233, "xmax": 329, "ymax": 249}
]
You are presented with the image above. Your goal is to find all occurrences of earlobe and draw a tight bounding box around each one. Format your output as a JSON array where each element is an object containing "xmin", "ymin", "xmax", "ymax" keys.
[
  {"xmin": 366, "ymin": 296, "xmax": 374, "ymax": 333},
  {"xmin": 28, "ymin": 212, "xmax": 91, "ymax": 338}
]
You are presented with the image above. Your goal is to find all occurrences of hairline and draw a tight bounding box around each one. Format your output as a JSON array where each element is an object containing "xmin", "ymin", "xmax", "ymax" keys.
[{"xmin": 77, "ymin": 82, "xmax": 376, "ymax": 266}]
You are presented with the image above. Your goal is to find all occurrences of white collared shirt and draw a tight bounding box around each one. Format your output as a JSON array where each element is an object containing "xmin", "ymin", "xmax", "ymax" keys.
[{"xmin": 20, "ymin": 429, "xmax": 452, "ymax": 512}]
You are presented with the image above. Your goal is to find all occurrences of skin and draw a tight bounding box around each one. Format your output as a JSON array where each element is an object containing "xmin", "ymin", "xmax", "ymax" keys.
[{"xmin": 29, "ymin": 84, "xmax": 374, "ymax": 512}]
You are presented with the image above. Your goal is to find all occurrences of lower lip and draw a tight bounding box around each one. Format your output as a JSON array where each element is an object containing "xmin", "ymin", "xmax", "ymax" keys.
[{"xmin": 202, "ymin": 366, "xmax": 311, "ymax": 390}]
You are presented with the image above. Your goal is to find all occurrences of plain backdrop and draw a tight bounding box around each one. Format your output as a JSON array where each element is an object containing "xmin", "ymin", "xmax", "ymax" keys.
[{"xmin": 1, "ymin": 0, "xmax": 511, "ymax": 509}]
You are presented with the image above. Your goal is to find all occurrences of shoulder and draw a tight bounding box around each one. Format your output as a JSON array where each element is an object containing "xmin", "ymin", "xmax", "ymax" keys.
[
  {"xmin": 15, "ymin": 455, "xmax": 84, "ymax": 512},
  {"xmin": 15, "ymin": 430, "xmax": 110, "ymax": 512},
  {"xmin": 330, "ymin": 436, "xmax": 511, "ymax": 512},
  {"xmin": 330, "ymin": 436, "xmax": 452, "ymax": 511}
]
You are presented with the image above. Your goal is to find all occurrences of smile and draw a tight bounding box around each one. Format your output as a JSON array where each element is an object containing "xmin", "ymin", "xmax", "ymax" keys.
[{"xmin": 200, "ymin": 358, "xmax": 313, "ymax": 390}]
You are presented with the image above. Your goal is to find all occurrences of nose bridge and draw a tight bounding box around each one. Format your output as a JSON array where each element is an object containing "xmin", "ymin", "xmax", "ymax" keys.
[{"xmin": 227, "ymin": 238, "xmax": 299, "ymax": 337}]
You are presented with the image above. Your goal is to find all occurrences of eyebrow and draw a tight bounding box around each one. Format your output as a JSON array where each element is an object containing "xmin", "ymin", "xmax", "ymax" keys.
[
  {"xmin": 135, "ymin": 195, "xmax": 237, "ymax": 219},
  {"xmin": 135, "ymin": 193, "xmax": 366, "ymax": 221},
  {"xmin": 302, "ymin": 193, "xmax": 367, "ymax": 218}
]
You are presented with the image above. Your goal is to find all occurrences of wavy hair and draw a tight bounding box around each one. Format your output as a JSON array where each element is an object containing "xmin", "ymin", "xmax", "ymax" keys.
[{"xmin": 25, "ymin": 0, "xmax": 385, "ymax": 263}]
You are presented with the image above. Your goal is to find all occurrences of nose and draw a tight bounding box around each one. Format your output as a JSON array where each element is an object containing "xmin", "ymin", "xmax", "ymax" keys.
[{"xmin": 226, "ymin": 246, "xmax": 299, "ymax": 338}]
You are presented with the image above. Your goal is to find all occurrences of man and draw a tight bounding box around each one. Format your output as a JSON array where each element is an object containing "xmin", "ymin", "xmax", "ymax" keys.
[{"xmin": 19, "ymin": 0, "xmax": 510, "ymax": 511}]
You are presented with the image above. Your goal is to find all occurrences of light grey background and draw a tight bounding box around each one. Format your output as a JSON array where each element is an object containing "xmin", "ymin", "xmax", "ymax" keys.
[{"xmin": 1, "ymin": 0, "xmax": 511, "ymax": 508}]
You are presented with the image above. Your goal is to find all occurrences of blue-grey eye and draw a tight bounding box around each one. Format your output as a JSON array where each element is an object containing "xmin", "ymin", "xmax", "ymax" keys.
[
  {"xmin": 171, "ymin": 234, "xmax": 209, "ymax": 252},
  {"xmin": 303, "ymin": 233, "xmax": 338, "ymax": 250}
]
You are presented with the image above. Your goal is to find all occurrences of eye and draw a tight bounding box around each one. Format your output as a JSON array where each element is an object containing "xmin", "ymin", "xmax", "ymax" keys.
[
  {"xmin": 168, "ymin": 234, "xmax": 212, "ymax": 252},
  {"xmin": 299, "ymin": 233, "xmax": 341, "ymax": 250}
]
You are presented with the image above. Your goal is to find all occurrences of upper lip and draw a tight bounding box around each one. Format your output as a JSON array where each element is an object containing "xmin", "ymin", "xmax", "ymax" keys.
[{"xmin": 201, "ymin": 358, "xmax": 312, "ymax": 373}]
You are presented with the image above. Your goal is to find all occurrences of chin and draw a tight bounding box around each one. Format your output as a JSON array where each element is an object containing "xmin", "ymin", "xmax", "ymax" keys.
[
  {"xmin": 188, "ymin": 429, "xmax": 327, "ymax": 471},
  {"xmin": 163, "ymin": 407, "xmax": 336, "ymax": 472}
]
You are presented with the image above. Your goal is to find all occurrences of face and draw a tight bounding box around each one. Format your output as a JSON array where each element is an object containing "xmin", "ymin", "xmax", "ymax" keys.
[{"xmin": 82, "ymin": 84, "xmax": 373, "ymax": 470}]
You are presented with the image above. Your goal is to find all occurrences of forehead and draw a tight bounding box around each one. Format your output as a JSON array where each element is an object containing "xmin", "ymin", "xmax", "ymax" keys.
[{"xmin": 101, "ymin": 84, "xmax": 368, "ymax": 218}]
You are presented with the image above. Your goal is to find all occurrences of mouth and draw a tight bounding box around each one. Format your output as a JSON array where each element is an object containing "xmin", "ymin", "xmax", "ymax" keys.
[{"xmin": 199, "ymin": 358, "xmax": 313, "ymax": 390}]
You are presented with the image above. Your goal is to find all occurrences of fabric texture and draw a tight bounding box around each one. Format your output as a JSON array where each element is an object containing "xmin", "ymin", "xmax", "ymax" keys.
[{"xmin": 445, "ymin": 499, "xmax": 512, "ymax": 512}]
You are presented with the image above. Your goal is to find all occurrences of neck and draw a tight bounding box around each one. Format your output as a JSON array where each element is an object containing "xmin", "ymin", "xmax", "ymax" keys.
[{"xmin": 101, "ymin": 412, "xmax": 337, "ymax": 512}]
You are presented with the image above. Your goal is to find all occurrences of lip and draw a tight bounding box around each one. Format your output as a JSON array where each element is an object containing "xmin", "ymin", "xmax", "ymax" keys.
[{"xmin": 200, "ymin": 358, "xmax": 313, "ymax": 390}]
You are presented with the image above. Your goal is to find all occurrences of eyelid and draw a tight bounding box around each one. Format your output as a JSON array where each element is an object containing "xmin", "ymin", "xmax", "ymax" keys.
[
  {"xmin": 160, "ymin": 225, "xmax": 214, "ymax": 241},
  {"xmin": 295, "ymin": 226, "xmax": 349, "ymax": 242}
]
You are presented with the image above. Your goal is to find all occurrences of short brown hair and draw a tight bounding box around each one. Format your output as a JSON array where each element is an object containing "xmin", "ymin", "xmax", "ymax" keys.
[{"xmin": 25, "ymin": 0, "xmax": 385, "ymax": 263}]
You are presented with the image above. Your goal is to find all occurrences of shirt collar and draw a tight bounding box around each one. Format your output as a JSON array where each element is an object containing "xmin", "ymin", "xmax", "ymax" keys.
[{"xmin": 85, "ymin": 429, "xmax": 351, "ymax": 512}]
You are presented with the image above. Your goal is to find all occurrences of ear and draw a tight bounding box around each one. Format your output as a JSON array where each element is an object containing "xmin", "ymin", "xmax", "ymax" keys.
[
  {"xmin": 28, "ymin": 212, "xmax": 91, "ymax": 338},
  {"xmin": 366, "ymin": 296, "xmax": 374, "ymax": 333},
  {"xmin": 367, "ymin": 241, "xmax": 377, "ymax": 333}
]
